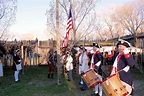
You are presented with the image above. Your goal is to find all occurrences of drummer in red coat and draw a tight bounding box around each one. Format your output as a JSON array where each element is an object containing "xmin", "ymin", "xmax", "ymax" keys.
[
  {"xmin": 90, "ymin": 42, "xmax": 104, "ymax": 96},
  {"xmin": 108, "ymin": 39, "xmax": 135, "ymax": 95}
]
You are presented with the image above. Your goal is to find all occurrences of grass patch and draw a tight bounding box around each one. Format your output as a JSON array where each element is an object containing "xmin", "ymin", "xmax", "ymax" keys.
[
  {"xmin": 0, "ymin": 66, "xmax": 69, "ymax": 96},
  {"xmin": 0, "ymin": 66, "xmax": 144, "ymax": 96}
]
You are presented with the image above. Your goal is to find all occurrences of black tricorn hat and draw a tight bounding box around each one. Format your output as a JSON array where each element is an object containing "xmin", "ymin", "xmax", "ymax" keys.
[
  {"xmin": 79, "ymin": 45, "xmax": 85, "ymax": 50},
  {"xmin": 116, "ymin": 39, "xmax": 131, "ymax": 47},
  {"xmin": 93, "ymin": 42, "xmax": 101, "ymax": 48}
]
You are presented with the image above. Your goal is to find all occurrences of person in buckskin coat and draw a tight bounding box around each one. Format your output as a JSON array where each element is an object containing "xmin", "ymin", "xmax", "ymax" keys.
[
  {"xmin": 108, "ymin": 39, "xmax": 135, "ymax": 95},
  {"xmin": 46, "ymin": 49, "xmax": 54, "ymax": 79}
]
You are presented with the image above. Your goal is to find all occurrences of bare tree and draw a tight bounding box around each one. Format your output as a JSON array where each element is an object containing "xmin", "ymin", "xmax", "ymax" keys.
[
  {"xmin": 112, "ymin": 0, "xmax": 144, "ymax": 47},
  {"xmin": 46, "ymin": 0, "xmax": 99, "ymax": 48},
  {"xmin": 45, "ymin": 1, "xmax": 57, "ymax": 38},
  {"xmin": 92, "ymin": 16, "xmax": 104, "ymax": 40},
  {"xmin": 0, "ymin": 0, "xmax": 17, "ymax": 40},
  {"xmin": 103, "ymin": 17, "xmax": 115, "ymax": 39},
  {"xmin": 103, "ymin": 16, "xmax": 125, "ymax": 39}
]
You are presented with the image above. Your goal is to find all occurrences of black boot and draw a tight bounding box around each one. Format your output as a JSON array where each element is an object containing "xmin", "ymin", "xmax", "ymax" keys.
[
  {"xmin": 48, "ymin": 74, "xmax": 50, "ymax": 78},
  {"xmin": 51, "ymin": 73, "xmax": 54, "ymax": 79}
]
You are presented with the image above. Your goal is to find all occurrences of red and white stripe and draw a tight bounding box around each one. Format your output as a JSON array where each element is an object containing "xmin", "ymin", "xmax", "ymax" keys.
[{"xmin": 62, "ymin": 8, "xmax": 73, "ymax": 47}]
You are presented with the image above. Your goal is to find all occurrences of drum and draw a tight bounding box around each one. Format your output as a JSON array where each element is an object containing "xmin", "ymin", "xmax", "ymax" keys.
[
  {"xmin": 81, "ymin": 69, "xmax": 100, "ymax": 89},
  {"xmin": 100, "ymin": 74, "xmax": 129, "ymax": 96}
]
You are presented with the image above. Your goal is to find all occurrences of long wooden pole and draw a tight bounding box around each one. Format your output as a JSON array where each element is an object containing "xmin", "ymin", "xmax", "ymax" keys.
[
  {"xmin": 21, "ymin": 45, "xmax": 24, "ymax": 75},
  {"xmin": 56, "ymin": 0, "xmax": 61, "ymax": 85}
]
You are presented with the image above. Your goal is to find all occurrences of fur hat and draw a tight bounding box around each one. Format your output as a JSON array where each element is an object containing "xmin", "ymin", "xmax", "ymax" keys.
[
  {"xmin": 93, "ymin": 42, "xmax": 101, "ymax": 48},
  {"xmin": 116, "ymin": 39, "xmax": 131, "ymax": 47}
]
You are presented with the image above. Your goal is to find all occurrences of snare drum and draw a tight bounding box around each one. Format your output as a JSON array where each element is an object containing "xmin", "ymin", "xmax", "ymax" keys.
[
  {"xmin": 81, "ymin": 69, "xmax": 100, "ymax": 89},
  {"xmin": 100, "ymin": 74, "xmax": 129, "ymax": 96}
]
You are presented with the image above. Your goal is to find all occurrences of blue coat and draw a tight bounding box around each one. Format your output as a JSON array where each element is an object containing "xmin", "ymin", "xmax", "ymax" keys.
[
  {"xmin": 111, "ymin": 52, "xmax": 135, "ymax": 86},
  {"xmin": 93, "ymin": 50, "xmax": 103, "ymax": 76}
]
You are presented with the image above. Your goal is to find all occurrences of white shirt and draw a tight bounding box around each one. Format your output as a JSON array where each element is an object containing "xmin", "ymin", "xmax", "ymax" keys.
[
  {"xmin": 66, "ymin": 55, "xmax": 73, "ymax": 71},
  {"xmin": 79, "ymin": 52, "xmax": 89, "ymax": 74}
]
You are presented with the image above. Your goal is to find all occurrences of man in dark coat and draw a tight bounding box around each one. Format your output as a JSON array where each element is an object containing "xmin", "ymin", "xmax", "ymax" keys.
[
  {"xmin": 12, "ymin": 49, "xmax": 22, "ymax": 82},
  {"xmin": 108, "ymin": 39, "xmax": 135, "ymax": 95},
  {"xmin": 90, "ymin": 42, "xmax": 103, "ymax": 96}
]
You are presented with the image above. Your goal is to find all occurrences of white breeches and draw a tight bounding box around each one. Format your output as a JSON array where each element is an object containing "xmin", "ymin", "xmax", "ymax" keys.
[
  {"xmin": 14, "ymin": 70, "xmax": 20, "ymax": 81},
  {"xmin": 94, "ymin": 75, "xmax": 102, "ymax": 96}
]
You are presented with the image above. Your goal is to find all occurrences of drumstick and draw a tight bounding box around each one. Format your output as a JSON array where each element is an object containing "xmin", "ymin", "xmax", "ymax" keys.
[
  {"xmin": 116, "ymin": 69, "xmax": 126, "ymax": 74},
  {"xmin": 115, "ymin": 69, "xmax": 124, "ymax": 77}
]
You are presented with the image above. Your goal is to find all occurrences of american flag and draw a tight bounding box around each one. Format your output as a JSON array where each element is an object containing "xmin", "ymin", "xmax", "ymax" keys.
[{"xmin": 62, "ymin": 8, "xmax": 73, "ymax": 47}]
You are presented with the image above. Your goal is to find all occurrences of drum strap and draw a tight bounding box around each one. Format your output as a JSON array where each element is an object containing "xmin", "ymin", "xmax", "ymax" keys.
[
  {"xmin": 111, "ymin": 53, "xmax": 122, "ymax": 75},
  {"xmin": 90, "ymin": 51, "xmax": 100, "ymax": 69}
]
